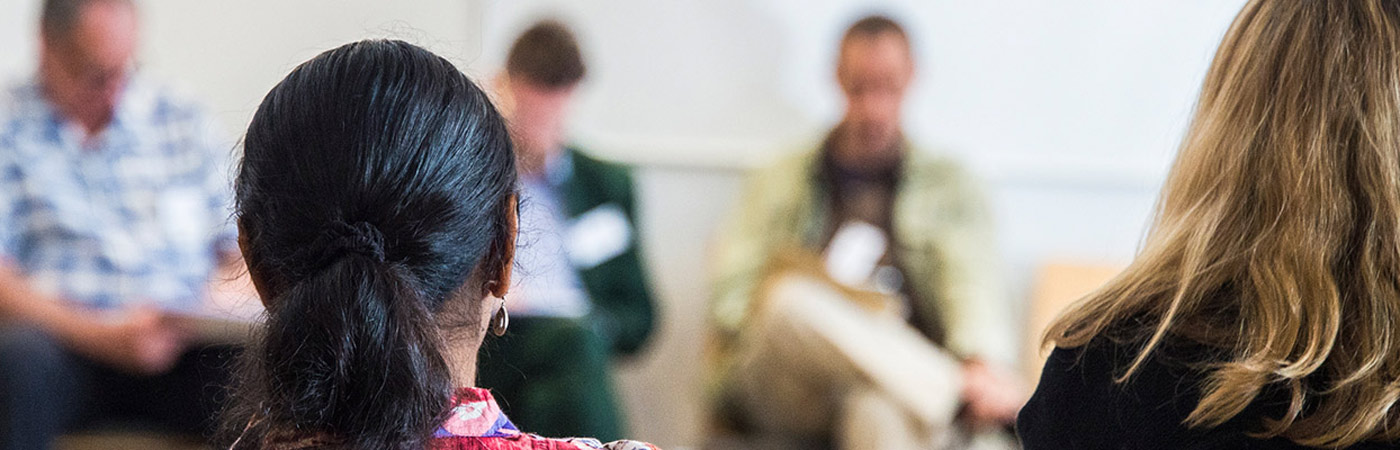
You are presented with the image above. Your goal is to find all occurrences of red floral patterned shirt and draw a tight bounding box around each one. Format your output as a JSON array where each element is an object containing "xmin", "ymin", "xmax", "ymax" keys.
[{"xmin": 430, "ymin": 388, "xmax": 658, "ymax": 450}]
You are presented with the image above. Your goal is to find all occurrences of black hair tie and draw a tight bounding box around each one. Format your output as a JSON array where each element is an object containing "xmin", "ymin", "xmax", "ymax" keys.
[{"xmin": 303, "ymin": 221, "xmax": 388, "ymax": 270}]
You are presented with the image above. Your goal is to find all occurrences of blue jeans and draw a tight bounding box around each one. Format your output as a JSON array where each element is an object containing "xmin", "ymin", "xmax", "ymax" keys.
[{"xmin": 0, "ymin": 325, "xmax": 236, "ymax": 450}]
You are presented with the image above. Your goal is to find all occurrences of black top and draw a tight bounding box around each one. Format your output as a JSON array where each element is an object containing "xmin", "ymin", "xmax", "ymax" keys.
[{"xmin": 1017, "ymin": 339, "xmax": 1400, "ymax": 450}]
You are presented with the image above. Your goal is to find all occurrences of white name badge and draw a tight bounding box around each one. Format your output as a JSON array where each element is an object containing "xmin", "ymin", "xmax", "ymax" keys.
[
  {"xmin": 566, "ymin": 203, "xmax": 633, "ymax": 269},
  {"xmin": 824, "ymin": 220, "xmax": 889, "ymax": 288}
]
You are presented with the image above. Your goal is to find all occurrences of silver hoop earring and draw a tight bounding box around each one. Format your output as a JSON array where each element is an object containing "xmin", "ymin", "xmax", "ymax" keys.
[{"xmin": 490, "ymin": 297, "xmax": 509, "ymax": 337}]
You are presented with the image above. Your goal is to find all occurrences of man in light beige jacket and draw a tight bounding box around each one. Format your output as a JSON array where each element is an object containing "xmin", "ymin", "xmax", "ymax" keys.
[{"xmin": 710, "ymin": 14, "xmax": 1024, "ymax": 450}]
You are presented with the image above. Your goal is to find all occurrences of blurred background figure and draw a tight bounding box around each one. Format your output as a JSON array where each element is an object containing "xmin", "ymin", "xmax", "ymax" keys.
[
  {"xmin": 0, "ymin": 0, "xmax": 239, "ymax": 448},
  {"xmin": 478, "ymin": 20, "xmax": 657, "ymax": 442},
  {"xmin": 709, "ymin": 15, "xmax": 1023, "ymax": 450}
]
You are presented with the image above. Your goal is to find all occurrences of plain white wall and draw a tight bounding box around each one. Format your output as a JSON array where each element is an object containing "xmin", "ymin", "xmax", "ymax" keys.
[
  {"xmin": 0, "ymin": 1, "xmax": 1250, "ymax": 447},
  {"xmin": 0, "ymin": 0, "xmax": 485, "ymax": 134},
  {"xmin": 473, "ymin": 0, "xmax": 1245, "ymax": 176}
]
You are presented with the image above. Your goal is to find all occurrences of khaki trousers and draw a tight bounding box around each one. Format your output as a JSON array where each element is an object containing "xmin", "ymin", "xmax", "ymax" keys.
[{"xmin": 729, "ymin": 273, "xmax": 1015, "ymax": 450}]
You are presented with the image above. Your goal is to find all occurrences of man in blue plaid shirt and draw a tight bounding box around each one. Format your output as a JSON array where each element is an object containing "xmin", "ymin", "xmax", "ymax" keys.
[{"xmin": 0, "ymin": 0, "xmax": 241, "ymax": 448}]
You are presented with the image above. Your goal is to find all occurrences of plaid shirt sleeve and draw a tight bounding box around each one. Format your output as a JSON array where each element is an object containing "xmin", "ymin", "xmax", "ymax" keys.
[{"xmin": 0, "ymin": 125, "xmax": 19, "ymax": 259}]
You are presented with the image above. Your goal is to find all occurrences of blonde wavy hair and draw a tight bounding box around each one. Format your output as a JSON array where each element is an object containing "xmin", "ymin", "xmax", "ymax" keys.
[{"xmin": 1046, "ymin": 1, "xmax": 1400, "ymax": 446}]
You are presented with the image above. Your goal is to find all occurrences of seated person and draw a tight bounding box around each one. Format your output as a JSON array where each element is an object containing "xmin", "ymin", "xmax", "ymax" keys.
[
  {"xmin": 710, "ymin": 15, "xmax": 1023, "ymax": 449},
  {"xmin": 478, "ymin": 20, "xmax": 657, "ymax": 442},
  {"xmin": 1020, "ymin": 2, "xmax": 1400, "ymax": 449},
  {"xmin": 219, "ymin": 39, "xmax": 657, "ymax": 450},
  {"xmin": 0, "ymin": 0, "xmax": 239, "ymax": 447}
]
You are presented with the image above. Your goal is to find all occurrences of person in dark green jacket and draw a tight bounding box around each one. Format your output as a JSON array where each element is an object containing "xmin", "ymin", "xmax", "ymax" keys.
[{"xmin": 476, "ymin": 20, "xmax": 656, "ymax": 442}]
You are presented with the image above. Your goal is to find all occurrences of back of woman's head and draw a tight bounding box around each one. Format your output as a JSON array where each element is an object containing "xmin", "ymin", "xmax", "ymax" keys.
[
  {"xmin": 223, "ymin": 39, "xmax": 515, "ymax": 449},
  {"xmin": 1049, "ymin": 1, "xmax": 1400, "ymax": 447}
]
